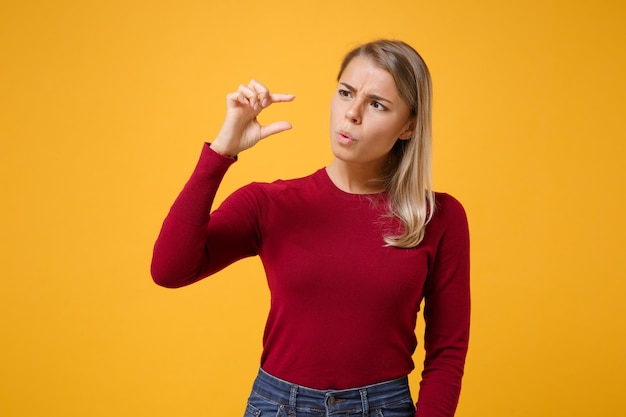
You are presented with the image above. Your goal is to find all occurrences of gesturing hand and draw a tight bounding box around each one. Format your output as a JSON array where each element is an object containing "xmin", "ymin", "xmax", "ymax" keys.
[{"xmin": 211, "ymin": 80, "xmax": 295, "ymax": 157}]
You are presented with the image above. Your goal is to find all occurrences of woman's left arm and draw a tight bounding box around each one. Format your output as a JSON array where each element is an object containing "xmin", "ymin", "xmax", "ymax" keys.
[{"xmin": 415, "ymin": 194, "xmax": 471, "ymax": 417}]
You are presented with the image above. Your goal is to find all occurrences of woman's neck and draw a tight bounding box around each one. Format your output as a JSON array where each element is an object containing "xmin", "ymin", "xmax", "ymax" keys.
[{"xmin": 325, "ymin": 158, "xmax": 385, "ymax": 194}]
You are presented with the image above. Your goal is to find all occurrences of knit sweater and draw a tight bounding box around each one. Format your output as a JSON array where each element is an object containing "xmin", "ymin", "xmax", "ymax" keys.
[{"xmin": 151, "ymin": 143, "xmax": 470, "ymax": 417}]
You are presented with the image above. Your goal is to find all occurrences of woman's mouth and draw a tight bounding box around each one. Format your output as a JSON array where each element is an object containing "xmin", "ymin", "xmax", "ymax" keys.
[{"xmin": 337, "ymin": 131, "xmax": 356, "ymax": 145}]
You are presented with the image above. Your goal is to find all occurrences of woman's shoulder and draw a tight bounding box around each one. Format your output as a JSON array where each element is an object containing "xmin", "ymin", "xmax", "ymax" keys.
[
  {"xmin": 230, "ymin": 169, "xmax": 326, "ymax": 204},
  {"xmin": 434, "ymin": 192, "xmax": 465, "ymax": 211},
  {"xmin": 246, "ymin": 168, "xmax": 326, "ymax": 194},
  {"xmin": 432, "ymin": 192, "xmax": 469, "ymax": 227}
]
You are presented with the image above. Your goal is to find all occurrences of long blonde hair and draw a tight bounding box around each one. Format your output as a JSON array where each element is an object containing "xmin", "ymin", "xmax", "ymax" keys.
[{"xmin": 338, "ymin": 40, "xmax": 435, "ymax": 248}]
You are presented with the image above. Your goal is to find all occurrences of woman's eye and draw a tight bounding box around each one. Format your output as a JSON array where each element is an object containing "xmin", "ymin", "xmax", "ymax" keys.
[
  {"xmin": 338, "ymin": 89, "xmax": 351, "ymax": 98},
  {"xmin": 372, "ymin": 101, "xmax": 387, "ymax": 111}
]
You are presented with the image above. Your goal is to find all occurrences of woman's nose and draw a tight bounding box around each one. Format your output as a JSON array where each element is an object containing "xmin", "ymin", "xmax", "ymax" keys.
[{"xmin": 345, "ymin": 104, "xmax": 362, "ymax": 124}]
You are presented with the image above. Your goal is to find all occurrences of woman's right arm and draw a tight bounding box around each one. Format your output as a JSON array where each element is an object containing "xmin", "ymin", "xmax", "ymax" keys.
[{"xmin": 150, "ymin": 81, "xmax": 294, "ymax": 288}]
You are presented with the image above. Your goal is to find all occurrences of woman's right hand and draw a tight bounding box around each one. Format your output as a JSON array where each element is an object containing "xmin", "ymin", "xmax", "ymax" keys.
[{"xmin": 211, "ymin": 80, "xmax": 295, "ymax": 157}]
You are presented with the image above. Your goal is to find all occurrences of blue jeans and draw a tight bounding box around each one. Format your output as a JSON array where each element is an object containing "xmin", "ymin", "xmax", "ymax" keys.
[{"xmin": 244, "ymin": 368, "xmax": 415, "ymax": 417}]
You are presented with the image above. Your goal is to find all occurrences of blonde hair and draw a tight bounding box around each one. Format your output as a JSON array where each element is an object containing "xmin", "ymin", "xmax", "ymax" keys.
[{"xmin": 338, "ymin": 40, "xmax": 435, "ymax": 248}]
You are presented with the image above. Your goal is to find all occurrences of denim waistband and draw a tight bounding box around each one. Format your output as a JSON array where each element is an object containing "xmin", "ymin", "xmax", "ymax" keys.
[{"xmin": 251, "ymin": 368, "xmax": 411, "ymax": 414}]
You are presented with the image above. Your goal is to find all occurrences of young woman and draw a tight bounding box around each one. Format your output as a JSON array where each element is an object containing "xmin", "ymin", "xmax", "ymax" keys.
[{"xmin": 152, "ymin": 39, "xmax": 470, "ymax": 417}]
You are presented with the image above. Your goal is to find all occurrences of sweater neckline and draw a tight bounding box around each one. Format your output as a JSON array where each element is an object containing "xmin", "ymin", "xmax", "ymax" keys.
[{"xmin": 317, "ymin": 168, "xmax": 388, "ymax": 201}]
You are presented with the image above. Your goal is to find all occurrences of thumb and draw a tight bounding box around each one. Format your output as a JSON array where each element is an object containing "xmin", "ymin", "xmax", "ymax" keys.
[{"xmin": 259, "ymin": 121, "xmax": 293, "ymax": 140}]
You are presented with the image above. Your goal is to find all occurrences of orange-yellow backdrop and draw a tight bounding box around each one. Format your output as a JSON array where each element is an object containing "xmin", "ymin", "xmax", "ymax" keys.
[{"xmin": 2, "ymin": 1, "xmax": 625, "ymax": 416}]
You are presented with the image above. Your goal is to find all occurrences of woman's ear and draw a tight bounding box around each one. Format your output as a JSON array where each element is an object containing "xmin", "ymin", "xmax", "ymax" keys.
[
  {"xmin": 399, "ymin": 118, "xmax": 416, "ymax": 140},
  {"xmin": 399, "ymin": 129, "xmax": 413, "ymax": 140}
]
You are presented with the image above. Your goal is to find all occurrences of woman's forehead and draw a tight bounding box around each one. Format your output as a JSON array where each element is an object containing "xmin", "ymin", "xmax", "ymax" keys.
[{"xmin": 339, "ymin": 57, "xmax": 399, "ymax": 97}]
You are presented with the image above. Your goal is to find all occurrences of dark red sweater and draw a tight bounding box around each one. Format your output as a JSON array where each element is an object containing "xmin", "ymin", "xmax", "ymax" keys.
[{"xmin": 151, "ymin": 144, "xmax": 470, "ymax": 417}]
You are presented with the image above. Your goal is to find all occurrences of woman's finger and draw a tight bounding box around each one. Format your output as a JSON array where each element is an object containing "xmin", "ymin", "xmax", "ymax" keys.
[
  {"xmin": 259, "ymin": 121, "xmax": 293, "ymax": 140},
  {"xmin": 226, "ymin": 91, "xmax": 249, "ymax": 107},
  {"xmin": 268, "ymin": 93, "xmax": 296, "ymax": 104},
  {"xmin": 237, "ymin": 84, "xmax": 261, "ymax": 110},
  {"xmin": 247, "ymin": 80, "xmax": 296, "ymax": 108},
  {"xmin": 248, "ymin": 80, "xmax": 271, "ymax": 107},
  {"xmin": 230, "ymin": 81, "xmax": 294, "ymax": 110}
]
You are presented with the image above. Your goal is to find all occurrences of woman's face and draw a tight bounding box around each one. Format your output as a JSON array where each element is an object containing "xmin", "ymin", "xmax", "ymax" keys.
[{"xmin": 329, "ymin": 56, "xmax": 414, "ymax": 170}]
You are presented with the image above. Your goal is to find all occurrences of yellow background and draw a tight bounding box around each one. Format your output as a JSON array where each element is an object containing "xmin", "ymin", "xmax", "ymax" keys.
[{"xmin": 2, "ymin": 0, "xmax": 625, "ymax": 416}]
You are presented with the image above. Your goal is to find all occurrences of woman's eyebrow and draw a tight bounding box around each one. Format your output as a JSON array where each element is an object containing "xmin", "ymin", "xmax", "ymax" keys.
[{"xmin": 340, "ymin": 82, "xmax": 393, "ymax": 104}]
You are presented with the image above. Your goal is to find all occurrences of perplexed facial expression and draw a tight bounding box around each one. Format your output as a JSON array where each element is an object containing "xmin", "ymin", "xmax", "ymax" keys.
[{"xmin": 329, "ymin": 56, "xmax": 414, "ymax": 169}]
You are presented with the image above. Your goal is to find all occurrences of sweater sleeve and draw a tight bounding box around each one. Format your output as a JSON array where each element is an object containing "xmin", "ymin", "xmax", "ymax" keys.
[
  {"xmin": 415, "ymin": 194, "xmax": 471, "ymax": 417},
  {"xmin": 150, "ymin": 143, "xmax": 260, "ymax": 288}
]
